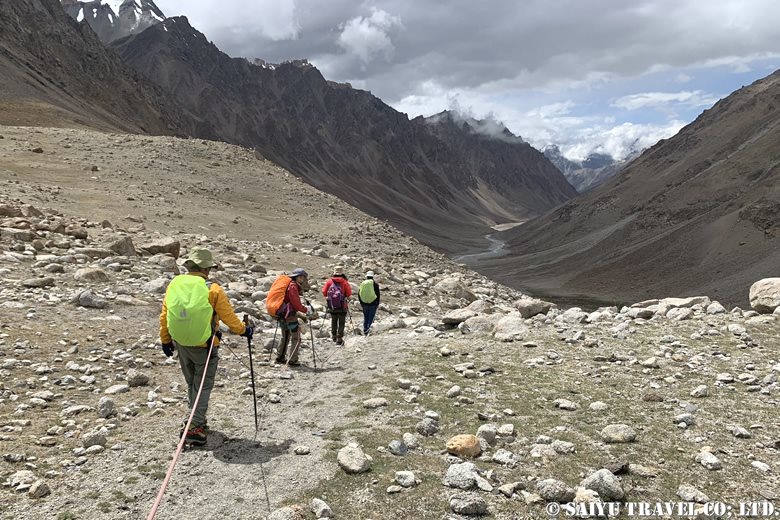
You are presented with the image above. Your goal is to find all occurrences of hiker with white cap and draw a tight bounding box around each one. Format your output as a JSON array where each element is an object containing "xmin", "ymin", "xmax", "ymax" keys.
[
  {"xmin": 322, "ymin": 265, "xmax": 352, "ymax": 345},
  {"xmin": 358, "ymin": 270, "xmax": 381, "ymax": 335},
  {"xmin": 159, "ymin": 247, "xmax": 253, "ymax": 445},
  {"xmin": 275, "ymin": 267, "xmax": 311, "ymax": 365}
]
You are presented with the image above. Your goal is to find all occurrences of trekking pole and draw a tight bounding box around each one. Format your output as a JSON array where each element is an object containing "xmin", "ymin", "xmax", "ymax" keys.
[
  {"xmin": 347, "ymin": 306, "xmax": 357, "ymax": 336},
  {"xmin": 305, "ymin": 300, "xmax": 317, "ymax": 371},
  {"xmin": 267, "ymin": 319, "xmax": 280, "ymax": 363},
  {"xmin": 244, "ymin": 314, "xmax": 259, "ymax": 431}
]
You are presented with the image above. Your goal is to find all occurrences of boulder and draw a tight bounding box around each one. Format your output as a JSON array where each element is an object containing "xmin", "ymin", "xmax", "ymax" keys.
[
  {"xmin": 580, "ymin": 469, "xmax": 624, "ymax": 500},
  {"xmin": 442, "ymin": 308, "xmax": 477, "ymax": 325},
  {"xmin": 109, "ymin": 236, "xmax": 137, "ymax": 256},
  {"xmin": 493, "ymin": 313, "xmax": 528, "ymax": 342},
  {"xmin": 515, "ymin": 296, "xmax": 552, "ymax": 318},
  {"xmin": 749, "ymin": 278, "xmax": 780, "ymax": 313},
  {"xmin": 433, "ymin": 278, "xmax": 476, "ymax": 302},
  {"xmin": 142, "ymin": 238, "xmax": 180, "ymax": 258},
  {"xmin": 446, "ymin": 434, "xmax": 482, "ymax": 458},
  {"xmin": 74, "ymin": 267, "xmax": 110, "ymax": 283},
  {"xmin": 337, "ymin": 443, "xmax": 371, "ymax": 474}
]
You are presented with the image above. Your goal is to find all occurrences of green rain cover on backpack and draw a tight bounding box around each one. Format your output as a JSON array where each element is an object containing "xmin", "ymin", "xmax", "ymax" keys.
[
  {"xmin": 359, "ymin": 279, "xmax": 377, "ymax": 304},
  {"xmin": 166, "ymin": 275, "xmax": 213, "ymax": 346}
]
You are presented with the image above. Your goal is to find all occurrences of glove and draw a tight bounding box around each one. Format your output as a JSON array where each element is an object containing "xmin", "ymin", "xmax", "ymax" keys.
[
  {"xmin": 241, "ymin": 325, "xmax": 254, "ymax": 340},
  {"xmin": 161, "ymin": 342, "xmax": 174, "ymax": 357},
  {"xmin": 296, "ymin": 311, "xmax": 308, "ymax": 323}
]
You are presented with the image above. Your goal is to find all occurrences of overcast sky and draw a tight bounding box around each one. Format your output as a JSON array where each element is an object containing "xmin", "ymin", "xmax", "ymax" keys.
[{"xmin": 155, "ymin": 0, "xmax": 780, "ymax": 161}]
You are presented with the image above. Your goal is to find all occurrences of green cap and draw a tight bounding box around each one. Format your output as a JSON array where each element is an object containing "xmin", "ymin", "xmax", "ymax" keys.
[{"xmin": 185, "ymin": 248, "xmax": 218, "ymax": 269}]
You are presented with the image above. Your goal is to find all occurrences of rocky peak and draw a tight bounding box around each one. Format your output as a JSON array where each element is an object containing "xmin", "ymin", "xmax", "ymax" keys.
[{"xmin": 61, "ymin": 0, "xmax": 165, "ymax": 42}]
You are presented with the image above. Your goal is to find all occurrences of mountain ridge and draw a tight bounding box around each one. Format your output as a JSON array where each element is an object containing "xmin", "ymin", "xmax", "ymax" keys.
[
  {"xmin": 110, "ymin": 16, "xmax": 576, "ymax": 254},
  {"xmin": 478, "ymin": 70, "xmax": 780, "ymax": 307}
]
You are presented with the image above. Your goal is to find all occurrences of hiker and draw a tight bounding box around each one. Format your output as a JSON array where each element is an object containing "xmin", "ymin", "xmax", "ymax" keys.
[
  {"xmin": 159, "ymin": 248, "xmax": 253, "ymax": 446},
  {"xmin": 358, "ymin": 270, "xmax": 381, "ymax": 335},
  {"xmin": 275, "ymin": 267, "xmax": 311, "ymax": 365},
  {"xmin": 322, "ymin": 266, "xmax": 352, "ymax": 345}
]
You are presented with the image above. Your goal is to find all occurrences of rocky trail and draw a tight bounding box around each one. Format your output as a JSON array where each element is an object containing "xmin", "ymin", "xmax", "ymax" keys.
[{"xmin": 1, "ymin": 125, "xmax": 780, "ymax": 519}]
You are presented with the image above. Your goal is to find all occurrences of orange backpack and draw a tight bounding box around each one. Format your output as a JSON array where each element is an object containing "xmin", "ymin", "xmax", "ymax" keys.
[{"xmin": 265, "ymin": 275, "xmax": 292, "ymax": 318}]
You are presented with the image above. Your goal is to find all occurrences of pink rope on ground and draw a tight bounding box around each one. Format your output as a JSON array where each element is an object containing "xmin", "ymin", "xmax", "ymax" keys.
[{"xmin": 146, "ymin": 335, "xmax": 217, "ymax": 520}]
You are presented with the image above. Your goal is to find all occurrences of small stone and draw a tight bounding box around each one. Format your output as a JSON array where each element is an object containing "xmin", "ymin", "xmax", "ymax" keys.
[
  {"xmin": 691, "ymin": 385, "xmax": 708, "ymax": 398},
  {"xmin": 600, "ymin": 424, "xmax": 637, "ymax": 443},
  {"xmin": 388, "ymin": 440, "xmax": 408, "ymax": 456},
  {"xmin": 449, "ymin": 492, "xmax": 488, "ymax": 516},
  {"xmin": 395, "ymin": 470, "xmax": 416, "ymax": 488},
  {"xmin": 580, "ymin": 469, "xmax": 624, "ymax": 500},
  {"xmin": 446, "ymin": 385, "xmax": 462, "ymax": 398},
  {"xmin": 362, "ymin": 398, "xmax": 388, "ymax": 409},
  {"xmin": 386, "ymin": 485, "xmax": 403, "ymax": 494},
  {"xmin": 126, "ymin": 369, "xmax": 149, "ymax": 387},
  {"xmin": 443, "ymin": 462, "xmax": 477, "ymax": 490},
  {"xmin": 415, "ymin": 417, "xmax": 439, "ymax": 437},
  {"xmin": 294, "ymin": 445, "xmax": 310, "ymax": 455},
  {"xmin": 677, "ymin": 484, "xmax": 710, "ymax": 503},
  {"xmin": 310, "ymin": 498, "xmax": 332, "ymax": 518},
  {"xmin": 536, "ymin": 478, "xmax": 575, "ymax": 503},
  {"xmin": 589, "ymin": 401, "xmax": 608, "ymax": 411},
  {"xmin": 695, "ymin": 451, "xmax": 722, "ymax": 470},
  {"xmin": 104, "ymin": 384, "xmax": 129, "ymax": 395},
  {"xmin": 82, "ymin": 431, "xmax": 107, "ymax": 448},
  {"xmin": 337, "ymin": 443, "xmax": 371, "ymax": 474},
  {"xmin": 28, "ymin": 480, "xmax": 51, "ymax": 499},
  {"xmin": 752, "ymin": 461, "xmax": 771, "ymax": 472},
  {"xmin": 98, "ymin": 397, "xmax": 115, "ymax": 418},
  {"xmin": 553, "ymin": 398, "xmax": 578, "ymax": 411}
]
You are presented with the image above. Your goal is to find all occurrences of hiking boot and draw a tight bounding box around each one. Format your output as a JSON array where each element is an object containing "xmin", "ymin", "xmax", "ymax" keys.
[
  {"xmin": 275, "ymin": 356, "xmax": 286, "ymax": 364},
  {"xmin": 184, "ymin": 426, "xmax": 207, "ymax": 446},
  {"xmin": 288, "ymin": 360, "xmax": 301, "ymax": 366},
  {"xmin": 335, "ymin": 337, "xmax": 344, "ymax": 346}
]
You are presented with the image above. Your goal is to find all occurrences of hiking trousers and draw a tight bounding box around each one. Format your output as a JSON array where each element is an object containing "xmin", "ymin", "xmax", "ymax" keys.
[
  {"xmin": 177, "ymin": 344, "xmax": 218, "ymax": 428},
  {"xmin": 278, "ymin": 320, "xmax": 302, "ymax": 363},
  {"xmin": 330, "ymin": 310, "xmax": 346, "ymax": 340},
  {"xmin": 362, "ymin": 303, "xmax": 378, "ymax": 335}
]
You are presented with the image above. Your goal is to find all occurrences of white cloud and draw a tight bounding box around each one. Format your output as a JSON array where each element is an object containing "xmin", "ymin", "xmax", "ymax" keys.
[
  {"xmin": 336, "ymin": 8, "xmax": 403, "ymax": 65},
  {"xmin": 559, "ymin": 121, "xmax": 686, "ymax": 162},
  {"xmin": 611, "ymin": 90, "xmax": 719, "ymax": 111},
  {"xmin": 156, "ymin": 0, "xmax": 300, "ymax": 41}
]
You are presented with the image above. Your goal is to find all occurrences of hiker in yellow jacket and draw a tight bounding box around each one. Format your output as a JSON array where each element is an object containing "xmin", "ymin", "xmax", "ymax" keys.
[{"xmin": 159, "ymin": 248, "xmax": 252, "ymax": 445}]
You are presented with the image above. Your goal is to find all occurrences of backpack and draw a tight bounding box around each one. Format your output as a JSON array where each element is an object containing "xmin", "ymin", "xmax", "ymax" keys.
[
  {"xmin": 265, "ymin": 274, "xmax": 292, "ymax": 318},
  {"xmin": 359, "ymin": 279, "xmax": 377, "ymax": 304},
  {"xmin": 326, "ymin": 280, "xmax": 346, "ymax": 311},
  {"xmin": 166, "ymin": 275, "xmax": 213, "ymax": 346}
]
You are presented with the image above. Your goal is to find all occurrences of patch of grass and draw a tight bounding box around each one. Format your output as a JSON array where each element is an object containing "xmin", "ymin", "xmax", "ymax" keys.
[
  {"xmin": 124, "ymin": 476, "xmax": 139, "ymax": 485},
  {"xmin": 111, "ymin": 490, "xmax": 136, "ymax": 504},
  {"xmin": 98, "ymin": 502, "xmax": 112, "ymax": 513},
  {"xmin": 151, "ymin": 470, "xmax": 166, "ymax": 480},
  {"xmin": 57, "ymin": 513, "xmax": 77, "ymax": 520},
  {"xmin": 323, "ymin": 420, "xmax": 370, "ymax": 442},
  {"xmin": 84, "ymin": 490, "xmax": 100, "ymax": 499}
]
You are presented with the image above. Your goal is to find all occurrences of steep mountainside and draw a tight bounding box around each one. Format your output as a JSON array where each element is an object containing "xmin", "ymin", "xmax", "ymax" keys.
[
  {"xmin": 111, "ymin": 17, "xmax": 575, "ymax": 253},
  {"xmin": 61, "ymin": 0, "xmax": 165, "ymax": 43},
  {"xmin": 480, "ymin": 71, "xmax": 780, "ymax": 307},
  {"xmin": 0, "ymin": 0, "xmax": 193, "ymax": 133}
]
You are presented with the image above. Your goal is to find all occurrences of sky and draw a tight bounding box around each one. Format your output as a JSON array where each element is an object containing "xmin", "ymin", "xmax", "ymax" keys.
[{"xmin": 154, "ymin": 0, "xmax": 780, "ymax": 162}]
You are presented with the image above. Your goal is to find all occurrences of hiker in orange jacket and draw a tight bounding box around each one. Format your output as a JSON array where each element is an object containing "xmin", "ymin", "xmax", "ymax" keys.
[
  {"xmin": 159, "ymin": 248, "xmax": 252, "ymax": 445},
  {"xmin": 322, "ymin": 266, "xmax": 352, "ymax": 345},
  {"xmin": 275, "ymin": 267, "xmax": 311, "ymax": 365}
]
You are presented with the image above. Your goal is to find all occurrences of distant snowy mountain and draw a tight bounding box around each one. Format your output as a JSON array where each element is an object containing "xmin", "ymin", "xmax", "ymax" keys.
[
  {"xmin": 61, "ymin": 0, "xmax": 164, "ymax": 42},
  {"xmin": 543, "ymin": 145, "xmax": 639, "ymax": 193}
]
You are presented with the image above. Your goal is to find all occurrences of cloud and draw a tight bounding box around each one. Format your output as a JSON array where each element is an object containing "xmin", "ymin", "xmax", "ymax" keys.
[
  {"xmin": 336, "ymin": 8, "xmax": 403, "ymax": 66},
  {"xmin": 153, "ymin": 1, "xmax": 780, "ymax": 163},
  {"xmin": 155, "ymin": 0, "xmax": 300, "ymax": 42},
  {"xmin": 611, "ymin": 90, "xmax": 719, "ymax": 111}
]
